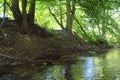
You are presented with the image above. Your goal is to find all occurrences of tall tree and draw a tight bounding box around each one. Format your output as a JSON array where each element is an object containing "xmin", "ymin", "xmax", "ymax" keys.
[{"xmin": 65, "ymin": 0, "xmax": 75, "ymax": 33}]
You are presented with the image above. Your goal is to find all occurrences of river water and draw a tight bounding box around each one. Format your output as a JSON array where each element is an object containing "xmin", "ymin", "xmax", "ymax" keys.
[{"xmin": 0, "ymin": 48, "xmax": 120, "ymax": 80}]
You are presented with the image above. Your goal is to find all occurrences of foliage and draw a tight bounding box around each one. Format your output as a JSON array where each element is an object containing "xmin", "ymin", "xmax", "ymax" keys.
[{"xmin": 0, "ymin": 0, "xmax": 119, "ymax": 45}]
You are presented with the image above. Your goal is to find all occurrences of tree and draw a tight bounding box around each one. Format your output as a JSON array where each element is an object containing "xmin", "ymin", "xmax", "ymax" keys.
[
  {"xmin": 0, "ymin": 0, "xmax": 119, "ymax": 44},
  {"xmin": 76, "ymin": 0, "xmax": 120, "ymax": 43},
  {"xmin": 49, "ymin": 0, "xmax": 76, "ymax": 33},
  {"xmin": 10, "ymin": 0, "xmax": 36, "ymax": 32},
  {"xmin": 11, "ymin": 0, "xmax": 22, "ymax": 23},
  {"xmin": 65, "ymin": 0, "xmax": 75, "ymax": 33}
]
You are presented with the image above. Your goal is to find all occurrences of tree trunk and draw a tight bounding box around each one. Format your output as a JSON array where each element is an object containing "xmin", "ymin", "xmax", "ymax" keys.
[
  {"xmin": 102, "ymin": 8, "xmax": 107, "ymax": 37},
  {"xmin": 66, "ymin": 0, "xmax": 71, "ymax": 32},
  {"xmin": 59, "ymin": 0, "xmax": 63, "ymax": 26},
  {"xmin": 22, "ymin": 0, "xmax": 28, "ymax": 32},
  {"xmin": 28, "ymin": 0, "xmax": 36, "ymax": 25},
  {"xmin": 11, "ymin": 0, "xmax": 22, "ymax": 23},
  {"xmin": 65, "ymin": 0, "xmax": 75, "ymax": 33}
]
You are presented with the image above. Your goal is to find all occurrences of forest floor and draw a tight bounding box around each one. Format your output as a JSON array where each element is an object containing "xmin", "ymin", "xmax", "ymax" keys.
[{"xmin": 0, "ymin": 23, "xmax": 112, "ymax": 69}]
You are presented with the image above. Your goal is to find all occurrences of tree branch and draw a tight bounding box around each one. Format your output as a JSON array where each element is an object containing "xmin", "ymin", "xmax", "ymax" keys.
[
  {"xmin": 48, "ymin": 8, "xmax": 64, "ymax": 30},
  {"xmin": 74, "ymin": 16, "xmax": 87, "ymax": 34},
  {"xmin": 59, "ymin": 0, "xmax": 63, "ymax": 25}
]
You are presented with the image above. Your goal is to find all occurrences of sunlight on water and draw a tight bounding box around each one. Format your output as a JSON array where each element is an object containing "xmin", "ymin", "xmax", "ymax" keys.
[
  {"xmin": 32, "ymin": 48, "xmax": 120, "ymax": 80},
  {"xmin": 82, "ymin": 57, "xmax": 95, "ymax": 80},
  {"xmin": 1, "ymin": 48, "xmax": 119, "ymax": 80},
  {"xmin": 70, "ymin": 48, "xmax": 120, "ymax": 80}
]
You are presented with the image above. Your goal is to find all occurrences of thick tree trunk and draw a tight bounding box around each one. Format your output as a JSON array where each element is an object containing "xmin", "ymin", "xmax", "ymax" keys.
[
  {"xmin": 11, "ymin": 0, "xmax": 22, "ymax": 23},
  {"xmin": 65, "ymin": 0, "xmax": 75, "ymax": 33},
  {"xmin": 28, "ymin": 0, "xmax": 36, "ymax": 25}
]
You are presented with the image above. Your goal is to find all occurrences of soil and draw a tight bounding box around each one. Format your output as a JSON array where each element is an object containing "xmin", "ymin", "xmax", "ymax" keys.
[
  {"xmin": 0, "ymin": 21, "xmax": 89, "ymax": 67},
  {"xmin": 0, "ymin": 20, "xmax": 112, "ymax": 68}
]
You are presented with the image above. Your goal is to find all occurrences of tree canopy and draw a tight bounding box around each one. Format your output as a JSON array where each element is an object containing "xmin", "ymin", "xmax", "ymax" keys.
[{"xmin": 0, "ymin": 0, "xmax": 120, "ymax": 45}]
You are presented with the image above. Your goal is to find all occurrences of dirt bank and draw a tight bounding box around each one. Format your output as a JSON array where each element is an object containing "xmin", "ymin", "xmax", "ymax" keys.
[{"xmin": 0, "ymin": 23, "xmax": 88, "ymax": 66}]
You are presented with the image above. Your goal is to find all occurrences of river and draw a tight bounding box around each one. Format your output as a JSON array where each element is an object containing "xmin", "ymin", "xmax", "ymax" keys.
[{"xmin": 0, "ymin": 48, "xmax": 120, "ymax": 80}]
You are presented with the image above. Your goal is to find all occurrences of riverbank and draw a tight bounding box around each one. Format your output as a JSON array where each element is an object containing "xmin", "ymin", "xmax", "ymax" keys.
[
  {"xmin": 0, "ymin": 23, "xmax": 113, "ymax": 67},
  {"xmin": 0, "ymin": 48, "xmax": 119, "ymax": 80}
]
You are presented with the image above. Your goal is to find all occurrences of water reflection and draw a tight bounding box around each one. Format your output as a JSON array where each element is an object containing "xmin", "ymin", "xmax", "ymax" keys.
[
  {"xmin": 82, "ymin": 57, "xmax": 95, "ymax": 80},
  {"xmin": 71, "ymin": 48, "xmax": 120, "ymax": 80},
  {"xmin": 32, "ymin": 65, "xmax": 66, "ymax": 80},
  {"xmin": 35, "ymin": 48, "xmax": 120, "ymax": 80},
  {"xmin": 1, "ymin": 48, "xmax": 120, "ymax": 80}
]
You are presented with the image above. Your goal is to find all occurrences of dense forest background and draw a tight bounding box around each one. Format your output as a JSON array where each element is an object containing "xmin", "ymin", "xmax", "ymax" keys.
[{"xmin": 0, "ymin": 0, "xmax": 119, "ymax": 46}]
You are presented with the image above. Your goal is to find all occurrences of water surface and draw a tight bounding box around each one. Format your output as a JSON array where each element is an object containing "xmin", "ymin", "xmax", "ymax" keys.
[{"xmin": 1, "ymin": 48, "xmax": 120, "ymax": 80}]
